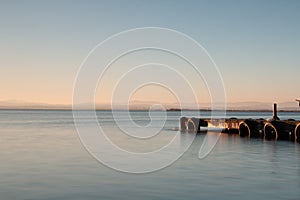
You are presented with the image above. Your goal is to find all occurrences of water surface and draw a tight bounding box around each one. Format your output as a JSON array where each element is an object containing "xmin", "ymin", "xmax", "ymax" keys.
[{"xmin": 0, "ymin": 110, "xmax": 299, "ymax": 200}]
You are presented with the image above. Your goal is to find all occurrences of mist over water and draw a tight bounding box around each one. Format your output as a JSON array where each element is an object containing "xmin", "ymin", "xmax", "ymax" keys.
[{"xmin": 0, "ymin": 110, "xmax": 299, "ymax": 200}]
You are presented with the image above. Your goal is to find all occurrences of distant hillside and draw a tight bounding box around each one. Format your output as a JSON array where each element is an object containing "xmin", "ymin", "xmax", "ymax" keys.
[
  {"xmin": 0, "ymin": 100, "xmax": 70, "ymax": 110},
  {"xmin": 0, "ymin": 100, "xmax": 299, "ymax": 111}
]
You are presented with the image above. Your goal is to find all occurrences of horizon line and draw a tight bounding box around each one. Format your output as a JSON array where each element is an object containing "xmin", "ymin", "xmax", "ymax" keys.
[{"xmin": 1, "ymin": 108, "xmax": 300, "ymax": 112}]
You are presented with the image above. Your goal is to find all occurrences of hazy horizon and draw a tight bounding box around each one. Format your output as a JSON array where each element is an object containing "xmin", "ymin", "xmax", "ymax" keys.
[{"xmin": 1, "ymin": 99, "xmax": 299, "ymax": 111}]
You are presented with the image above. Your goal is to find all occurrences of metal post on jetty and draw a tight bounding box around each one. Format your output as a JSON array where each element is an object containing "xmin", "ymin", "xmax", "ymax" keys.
[{"xmin": 272, "ymin": 103, "xmax": 280, "ymax": 120}]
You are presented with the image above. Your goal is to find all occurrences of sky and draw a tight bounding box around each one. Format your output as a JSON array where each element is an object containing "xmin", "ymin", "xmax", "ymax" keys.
[{"xmin": 0, "ymin": 0, "xmax": 300, "ymax": 107}]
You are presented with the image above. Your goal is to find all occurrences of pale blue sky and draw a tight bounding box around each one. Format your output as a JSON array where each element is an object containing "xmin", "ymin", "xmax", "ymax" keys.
[{"xmin": 0, "ymin": 0, "xmax": 299, "ymax": 104}]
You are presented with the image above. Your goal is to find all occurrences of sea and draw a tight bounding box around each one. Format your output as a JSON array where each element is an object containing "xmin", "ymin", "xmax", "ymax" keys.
[{"xmin": 0, "ymin": 109, "xmax": 299, "ymax": 200}]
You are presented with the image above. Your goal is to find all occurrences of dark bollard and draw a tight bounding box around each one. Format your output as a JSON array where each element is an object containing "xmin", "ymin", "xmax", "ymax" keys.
[
  {"xmin": 187, "ymin": 118, "xmax": 198, "ymax": 133},
  {"xmin": 264, "ymin": 120, "xmax": 296, "ymax": 140},
  {"xmin": 264, "ymin": 122, "xmax": 278, "ymax": 140},
  {"xmin": 185, "ymin": 118, "xmax": 208, "ymax": 133},
  {"xmin": 239, "ymin": 119, "xmax": 265, "ymax": 137},
  {"xmin": 239, "ymin": 121, "xmax": 250, "ymax": 137},
  {"xmin": 180, "ymin": 117, "xmax": 187, "ymax": 132}
]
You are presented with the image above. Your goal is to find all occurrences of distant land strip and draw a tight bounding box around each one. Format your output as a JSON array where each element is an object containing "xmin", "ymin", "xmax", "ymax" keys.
[{"xmin": 1, "ymin": 108, "xmax": 300, "ymax": 112}]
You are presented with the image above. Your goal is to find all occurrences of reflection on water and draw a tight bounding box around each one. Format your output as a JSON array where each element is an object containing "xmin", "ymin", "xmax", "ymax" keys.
[{"xmin": 0, "ymin": 110, "xmax": 299, "ymax": 200}]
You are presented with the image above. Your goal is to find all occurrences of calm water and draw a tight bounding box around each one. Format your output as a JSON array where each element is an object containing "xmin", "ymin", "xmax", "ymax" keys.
[{"xmin": 0, "ymin": 110, "xmax": 299, "ymax": 200}]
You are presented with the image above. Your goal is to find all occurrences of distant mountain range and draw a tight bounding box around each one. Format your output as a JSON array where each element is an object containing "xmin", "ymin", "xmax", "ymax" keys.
[
  {"xmin": 0, "ymin": 100, "xmax": 70, "ymax": 110},
  {"xmin": 0, "ymin": 100, "xmax": 299, "ymax": 111}
]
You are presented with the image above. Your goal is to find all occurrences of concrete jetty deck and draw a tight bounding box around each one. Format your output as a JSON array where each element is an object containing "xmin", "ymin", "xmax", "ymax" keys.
[{"xmin": 180, "ymin": 104, "xmax": 300, "ymax": 143}]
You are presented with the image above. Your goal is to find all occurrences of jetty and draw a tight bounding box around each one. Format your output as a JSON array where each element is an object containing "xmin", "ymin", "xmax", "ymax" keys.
[{"xmin": 180, "ymin": 104, "xmax": 300, "ymax": 143}]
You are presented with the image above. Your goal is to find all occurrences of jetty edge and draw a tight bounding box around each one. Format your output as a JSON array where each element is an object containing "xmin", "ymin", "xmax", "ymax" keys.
[{"xmin": 179, "ymin": 104, "xmax": 300, "ymax": 143}]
